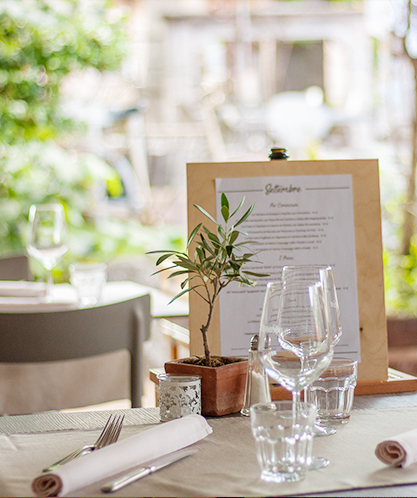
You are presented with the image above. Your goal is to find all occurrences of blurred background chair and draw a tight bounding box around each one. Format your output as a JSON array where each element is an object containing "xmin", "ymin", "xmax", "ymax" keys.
[
  {"xmin": 0, "ymin": 294, "xmax": 151, "ymax": 414},
  {"xmin": 0, "ymin": 254, "xmax": 32, "ymax": 281}
]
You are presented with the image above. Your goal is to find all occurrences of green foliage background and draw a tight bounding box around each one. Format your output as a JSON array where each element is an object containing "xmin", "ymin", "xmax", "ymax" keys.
[{"xmin": 0, "ymin": 0, "xmax": 183, "ymax": 281}]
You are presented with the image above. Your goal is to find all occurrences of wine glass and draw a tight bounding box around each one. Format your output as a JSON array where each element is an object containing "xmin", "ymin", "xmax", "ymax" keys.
[
  {"xmin": 282, "ymin": 265, "xmax": 342, "ymax": 436},
  {"xmin": 27, "ymin": 203, "xmax": 68, "ymax": 302},
  {"xmin": 258, "ymin": 280, "xmax": 334, "ymax": 470}
]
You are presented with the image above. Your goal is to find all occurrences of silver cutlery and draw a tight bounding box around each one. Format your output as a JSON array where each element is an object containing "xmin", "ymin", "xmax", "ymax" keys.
[
  {"xmin": 43, "ymin": 414, "xmax": 124, "ymax": 472},
  {"xmin": 101, "ymin": 448, "xmax": 197, "ymax": 493}
]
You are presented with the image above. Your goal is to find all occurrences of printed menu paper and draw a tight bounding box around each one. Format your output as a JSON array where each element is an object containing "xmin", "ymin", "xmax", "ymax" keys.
[{"xmin": 215, "ymin": 174, "xmax": 361, "ymax": 361}]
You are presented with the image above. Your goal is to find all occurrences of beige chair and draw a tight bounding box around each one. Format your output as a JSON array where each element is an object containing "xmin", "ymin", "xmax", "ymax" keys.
[
  {"xmin": 0, "ymin": 254, "xmax": 32, "ymax": 281},
  {"xmin": 0, "ymin": 294, "xmax": 151, "ymax": 413}
]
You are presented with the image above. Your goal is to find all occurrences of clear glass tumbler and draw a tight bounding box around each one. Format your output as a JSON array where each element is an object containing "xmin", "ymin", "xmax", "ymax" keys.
[
  {"xmin": 69, "ymin": 262, "xmax": 107, "ymax": 306},
  {"xmin": 250, "ymin": 401, "xmax": 317, "ymax": 483},
  {"xmin": 305, "ymin": 357, "xmax": 357, "ymax": 425}
]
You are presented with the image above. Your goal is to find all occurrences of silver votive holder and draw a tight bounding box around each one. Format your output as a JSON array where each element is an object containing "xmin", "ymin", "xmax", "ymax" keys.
[{"xmin": 157, "ymin": 373, "xmax": 201, "ymax": 422}]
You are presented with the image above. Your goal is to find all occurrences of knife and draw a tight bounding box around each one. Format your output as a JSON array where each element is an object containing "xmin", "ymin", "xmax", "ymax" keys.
[{"xmin": 101, "ymin": 448, "xmax": 197, "ymax": 493}]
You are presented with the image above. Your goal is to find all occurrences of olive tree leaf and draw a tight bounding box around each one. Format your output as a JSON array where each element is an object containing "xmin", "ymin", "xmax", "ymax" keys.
[
  {"xmin": 194, "ymin": 204, "xmax": 218, "ymax": 225},
  {"xmin": 229, "ymin": 197, "xmax": 245, "ymax": 218},
  {"xmin": 168, "ymin": 285, "xmax": 201, "ymax": 304},
  {"xmin": 221, "ymin": 204, "xmax": 229, "ymax": 223},
  {"xmin": 229, "ymin": 230, "xmax": 239, "ymax": 245},
  {"xmin": 186, "ymin": 223, "xmax": 202, "ymax": 248},
  {"xmin": 234, "ymin": 204, "xmax": 254, "ymax": 227}
]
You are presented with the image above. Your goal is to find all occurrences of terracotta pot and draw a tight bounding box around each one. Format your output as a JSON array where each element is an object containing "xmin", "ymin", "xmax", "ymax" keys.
[{"xmin": 164, "ymin": 356, "xmax": 248, "ymax": 417}]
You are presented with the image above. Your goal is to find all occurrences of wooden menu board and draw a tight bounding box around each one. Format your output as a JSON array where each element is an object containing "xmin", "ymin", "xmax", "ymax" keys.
[{"xmin": 186, "ymin": 159, "xmax": 388, "ymax": 383}]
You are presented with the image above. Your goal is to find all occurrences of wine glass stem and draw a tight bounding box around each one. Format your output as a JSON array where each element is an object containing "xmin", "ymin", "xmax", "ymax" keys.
[
  {"xmin": 46, "ymin": 270, "xmax": 54, "ymax": 302},
  {"xmin": 292, "ymin": 390, "xmax": 301, "ymax": 413}
]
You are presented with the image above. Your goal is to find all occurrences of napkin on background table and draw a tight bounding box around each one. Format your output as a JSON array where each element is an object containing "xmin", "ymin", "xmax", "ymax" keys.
[
  {"xmin": 375, "ymin": 428, "xmax": 417, "ymax": 467},
  {"xmin": 32, "ymin": 414, "xmax": 213, "ymax": 497},
  {"xmin": 0, "ymin": 281, "xmax": 46, "ymax": 298}
]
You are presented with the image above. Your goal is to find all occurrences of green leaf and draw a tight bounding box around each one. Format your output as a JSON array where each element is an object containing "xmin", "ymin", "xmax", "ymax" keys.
[
  {"xmin": 242, "ymin": 271, "xmax": 270, "ymax": 277},
  {"xmin": 196, "ymin": 247, "xmax": 205, "ymax": 263},
  {"xmin": 180, "ymin": 275, "xmax": 200, "ymax": 289},
  {"xmin": 221, "ymin": 204, "xmax": 229, "ymax": 223},
  {"xmin": 155, "ymin": 253, "xmax": 174, "ymax": 266},
  {"xmin": 186, "ymin": 223, "xmax": 202, "ymax": 248},
  {"xmin": 234, "ymin": 203, "xmax": 255, "ymax": 227},
  {"xmin": 218, "ymin": 225, "xmax": 226, "ymax": 240},
  {"xmin": 204, "ymin": 229, "xmax": 221, "ymax": 247},
  {"xmin": 235, "ymin": 239, "xmax": 258, "ymax": 246},
  {"xmin": 229, "ymin": 230, "xmax": 239, "ymax": 245},
  {"xmin": 173, "ymin": 258, "xmax": 198, "ymax": 272},
  {"xmin": 167, "ymin": 270, "xmax": 191, "ymax": 278},
  {"xmin": 194, "ymin": 204, "xmax": 218, "ymax": 225},
  {"xmin": 200, "ymin": 234, "xmax": 216, "ymax": 257},
  {"xmin": 221, "ymin": 192, "xmax": 229, "ymax": 210},
  {"xmin": 168, "ymin": 285, "xmax": 201, "ymax": 304},
  {"xmin": 150, "ymin": 264, "xmax": 178, "ymax": 277},
  {"xmin": 230, "ymin": 197, "xmax": 245, "ymax": 218},
  {"xmin": 147, "ymin": 249, "xmax": 181, "ymax": 255}
]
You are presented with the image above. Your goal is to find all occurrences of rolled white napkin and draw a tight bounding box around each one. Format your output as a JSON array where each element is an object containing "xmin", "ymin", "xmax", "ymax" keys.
[
  {"xmin": 375, "ymin": 428, "xmax": 417, "ymax": 467},
  {"xmin": 32, "ymin": 414, "xmax": 212, "ymax": 496},
  {"xmin": 0, "ymin": 281, "xmax": 46, "ymax": 298}
]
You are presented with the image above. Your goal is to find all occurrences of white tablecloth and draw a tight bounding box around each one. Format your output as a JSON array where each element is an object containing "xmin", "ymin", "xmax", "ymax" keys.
[{"xmin": 2, "ymin": 396, "xmax": 417, "ymax": 497}]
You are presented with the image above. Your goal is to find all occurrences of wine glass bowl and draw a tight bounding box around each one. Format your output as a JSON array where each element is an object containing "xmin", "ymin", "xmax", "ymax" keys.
[
  {"xmin": 27, "ymin": 203, "xmax": 68, "ymax": 302},
  {"xmin": 262, "ymin": 281, "xmax": 333, "ymax": 395},
  {"xmin": 281, "ymin": 265, "xmax": 342, "ymax": 346}
]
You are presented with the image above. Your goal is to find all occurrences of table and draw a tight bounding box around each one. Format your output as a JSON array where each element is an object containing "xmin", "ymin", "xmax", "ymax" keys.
[
  {"xmin": 0, "ymin": 281, "xmax": 188, "ymax": 415},
  {"xmin": 0, "ymin": 281, "xmax": 189, "ymax": 318},
  {"xmin": 2, "ymin": 391, "xmax": 417, "ymax": 497}
]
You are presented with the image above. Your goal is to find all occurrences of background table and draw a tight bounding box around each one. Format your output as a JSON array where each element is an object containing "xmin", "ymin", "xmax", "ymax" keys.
[
  {"xmin": 2, "ymin": 392, "xmax": 417, "ymax": 497},
  {"xmin": 0, "ymin": 281, "xmax": 188, "ymax": 415}
]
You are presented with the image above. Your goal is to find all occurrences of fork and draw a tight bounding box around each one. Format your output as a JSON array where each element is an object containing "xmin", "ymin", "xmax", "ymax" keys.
[{"xmin": 42, "ymin": 414, "xmax": 124, "ymax": 472}]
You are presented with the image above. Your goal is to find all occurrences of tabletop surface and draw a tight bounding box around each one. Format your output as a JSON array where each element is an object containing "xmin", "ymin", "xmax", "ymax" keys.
[
  {"xmin": 0, "ymin": 280, "xmax": 189, "ymax": 318},
  {"xmin": 2, "ymin": 391, "xmax": 417, "ymax": 497}
]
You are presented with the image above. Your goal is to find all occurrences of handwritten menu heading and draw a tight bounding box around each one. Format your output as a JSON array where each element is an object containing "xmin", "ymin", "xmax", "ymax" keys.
[{"xmin": 216, "ymin": 174, "xmax": 361, "ymax": 361}]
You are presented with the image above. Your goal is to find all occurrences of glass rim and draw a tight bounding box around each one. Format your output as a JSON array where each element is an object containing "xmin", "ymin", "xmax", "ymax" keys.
[
  {"xmin": 69, "ymin": 262, "xmax": 107, "ymax": 271},
  {"xmin": 329, "ymin": 357, "xmax": 358, "ymax": 367},
  {"xmin": 250, "ymin": 400, "xmax": 316, "ymax": 412},
  {"xmin": 157, "ymin": 373, "xmax": 201, "ymax": 383},
  {"xmin": 282, "ymin": 264, "xmax": 332, "ymax": 269}
]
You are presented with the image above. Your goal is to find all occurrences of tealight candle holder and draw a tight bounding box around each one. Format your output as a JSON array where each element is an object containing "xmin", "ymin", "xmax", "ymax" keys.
[{"xmin": 157, "ymin": 374, "xmax": 201, "ymax": 422}]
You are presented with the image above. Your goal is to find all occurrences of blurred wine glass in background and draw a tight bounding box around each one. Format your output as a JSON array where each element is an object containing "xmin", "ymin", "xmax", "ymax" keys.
[{"xmin": 27, "ymin": 203, "xmax": 68, "ymax": 302}]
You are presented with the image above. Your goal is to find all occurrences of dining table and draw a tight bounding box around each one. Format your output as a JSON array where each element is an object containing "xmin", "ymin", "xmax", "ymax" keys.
[
  {"xmin": 0, "ymin": 280, "xmax": 189, "ymax": 415},
  {"xmin": 0, "ymin": 280, "xmax": 189, "ymax": 318},
  {"xmin": 2, "ymin": 390, "xmax": 417, "ymax": 497}
]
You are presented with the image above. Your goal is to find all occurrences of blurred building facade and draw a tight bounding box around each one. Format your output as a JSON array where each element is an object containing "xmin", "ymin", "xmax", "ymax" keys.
[{"xmin": 60, "ymin": 0, "xmax": 409, "ymax": 235}]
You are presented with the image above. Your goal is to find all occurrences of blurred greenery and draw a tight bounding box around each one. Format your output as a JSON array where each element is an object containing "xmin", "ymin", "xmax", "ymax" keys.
[
  {"xmin": 0, "ymin": 0, "xmax": 127, "ymax": 144},
  {"xmin": 0, "ymin": 0, "xmax": 184, "ymax": 281},
  {"xmin": 385, "ymin": 240, "xmax": 417, "ymax": 318}
]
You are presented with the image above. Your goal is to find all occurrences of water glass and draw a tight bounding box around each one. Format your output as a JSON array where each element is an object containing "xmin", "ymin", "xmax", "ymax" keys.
[
  {"xmin": 69, "ymin": 262, "xmax": 107, "ymax": 306},
  {"xmin": 250, "ymin": 401, "xmax": 316, "ymax": 483},
  {"xmin": 157, "ymin": 374, "xmax": 201, "ymax": 422},
  {"xmin": 305, "ymin": 357, "xmax": 357, "ymax": 425}
]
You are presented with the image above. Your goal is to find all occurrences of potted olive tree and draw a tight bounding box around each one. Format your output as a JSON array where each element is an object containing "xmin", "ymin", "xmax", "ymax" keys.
[{"xmin": 149, "ymin": 193, "xmax": 268, "ymax": 415}]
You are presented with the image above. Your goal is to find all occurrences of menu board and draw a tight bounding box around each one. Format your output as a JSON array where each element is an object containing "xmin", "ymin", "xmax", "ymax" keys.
[
  {"xmin": 215, "ymin": 174, "xmax": 360, "ymax": 361},
  {"xmin": 186, "ymin": 159, "xmax": 388, "ymax": 382}
]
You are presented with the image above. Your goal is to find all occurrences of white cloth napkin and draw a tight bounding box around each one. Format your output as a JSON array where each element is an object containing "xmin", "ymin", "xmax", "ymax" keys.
[
  {"xmin": 0, "ymin": 281, "xmax": 46, "ymax": 297},
  {"xmin": 375, "ymin": 428, "xmax": 417, "ymax": 467},
  {"xmin": 32, "ymin": 414, "xmax": 213, "ymax": 496}
]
